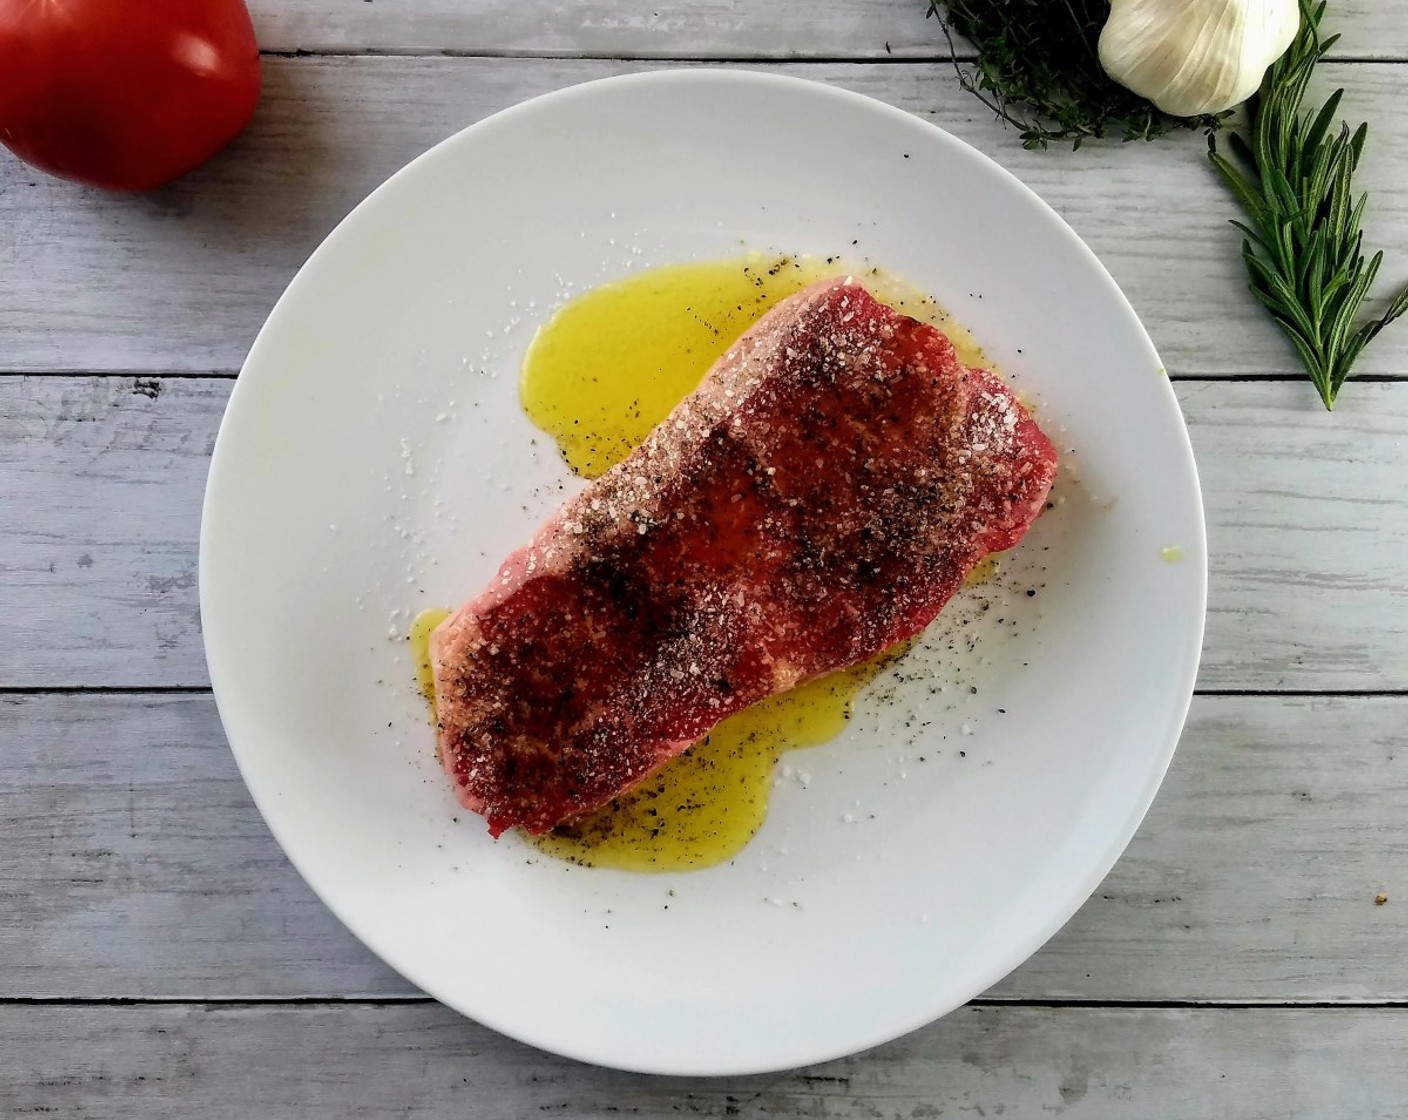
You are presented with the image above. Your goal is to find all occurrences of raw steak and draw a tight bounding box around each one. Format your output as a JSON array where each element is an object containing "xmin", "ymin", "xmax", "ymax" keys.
[{"xmin": 431, "ymin": 277, "xmax": 1059, "ymax": 836}]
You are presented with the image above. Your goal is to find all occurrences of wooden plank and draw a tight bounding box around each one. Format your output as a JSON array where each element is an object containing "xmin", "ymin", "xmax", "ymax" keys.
[
  {"xmin": 5, "ymin": 377, "xmax": 1406, "ymax": 691},
  {"xmin": 1188, "ymin": 380, "xmax": 1408, "ymax": 691},
  {"xmin": 257, "ymin": 0, "xmax": 944, "ymax": 58},
  {"xmin": 246, "ymin": 0, "xmax": 1408, "ymax": 60},
  {"xmin": 1, "ymin": 692, "xmax": 1402, "ymax": 1000},
  {"xmin": 3, "ymin": 58, "xmax": 1407, "ymax": 378},
  {"xmin": 4, "ymin": 1003, "xmax": 1408, "ymax": 1116},
  {"xmin": 999, "ymin": 693, "xmax": 1408, "ymax": 1001},
  {"xmin": 0, "ymin": 692, "xmax": 402, "ymax": 998},
  {"xmin": 0, "ymin": 378, "xmax": 220, "ymax": 690}
]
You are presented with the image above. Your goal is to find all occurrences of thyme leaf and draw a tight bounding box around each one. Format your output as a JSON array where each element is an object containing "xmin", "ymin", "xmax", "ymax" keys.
[{"xmin": 926, "ymin": 0, "xmax": 1226, "ymax": 151}]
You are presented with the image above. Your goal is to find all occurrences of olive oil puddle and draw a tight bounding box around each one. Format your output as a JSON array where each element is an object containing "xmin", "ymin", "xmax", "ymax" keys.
[
  {"xmin": 520, "ymin": 253, "xmax": 987, "ymax": 480},
  {"xmin": 411, "ymin": 604, "xmax": 904, "ymax": 871},
  {"xmin": 418, "ymin": 255, "xmax": 992, "ymax": 873},
  {"xmin": 533, "ymin": 650, "xmax": 904, "ymax": 871},
  {"xmin": 410, "ymin": 607, "xmax": 452, "ymax": 706}
]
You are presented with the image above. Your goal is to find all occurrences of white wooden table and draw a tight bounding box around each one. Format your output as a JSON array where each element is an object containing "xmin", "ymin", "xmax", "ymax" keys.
[{"xmin": 3, "ymin": 2, "xmax": 1406, "ymax": 1114}]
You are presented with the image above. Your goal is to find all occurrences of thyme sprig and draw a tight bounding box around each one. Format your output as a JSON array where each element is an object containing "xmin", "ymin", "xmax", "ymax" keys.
[
  {"xmin": 926, "ymin": 0, "xmax": 1224, "ymax": 151},
  {"xmin": 1210, "ymin": 1, "xmax": 1408, "ymax": 409}
]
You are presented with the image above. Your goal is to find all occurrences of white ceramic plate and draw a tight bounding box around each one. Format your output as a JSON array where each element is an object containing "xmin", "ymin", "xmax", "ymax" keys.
[{"xmin": 201, "ymin": 70, "xmax": 1206, "ymax": 1076}]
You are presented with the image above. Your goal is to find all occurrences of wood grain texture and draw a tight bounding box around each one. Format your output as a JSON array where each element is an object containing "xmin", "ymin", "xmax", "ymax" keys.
[
  {"xmin": 0, "ymin": 692, "xmax": 398, "ymax": 998},
  {"xmin": 1187, "ymin": 380, "xmax": 1408, "ymax": 690},
  {"xmin": 3, "ymin": 59, "xmax": 1406, "ymax": 378},
  {"xmin": 4, "ymin": 377, "xmax": 1405, "ymax": 690},
  {"xmin": 245, "ymin": 0, "xmax": 1408, "ymax": 60},
  {"xmin": 1, "ymin": 692, "xmax": 1402, "ymax": 1000},
  {"xmin": 5, "ymin": 1003, "xmax": 1408, "ymax": 1117},
  {"xmin": 3, "ymin": 2, "xmax": 1406, "ymax": 1103},
  {"xmin": 0, "ymin": 378, "xmax": 219, "ymax": 690}
]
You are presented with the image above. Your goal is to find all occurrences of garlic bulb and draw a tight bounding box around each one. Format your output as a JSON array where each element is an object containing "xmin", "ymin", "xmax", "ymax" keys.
[{"xmin": 1098, "ymin": 0, "xmax": 1300, "ymax": 118}]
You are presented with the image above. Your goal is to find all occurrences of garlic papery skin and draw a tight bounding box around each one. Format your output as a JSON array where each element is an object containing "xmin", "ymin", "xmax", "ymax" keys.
[{"xmin": 1098, "ymin": 0, "xmax": 1301, "ymax": 118}]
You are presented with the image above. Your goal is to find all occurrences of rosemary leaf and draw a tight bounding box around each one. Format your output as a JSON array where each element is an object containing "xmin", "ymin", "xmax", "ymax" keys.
[{"xmin": 1211, "ymin": 0, "xmax": 1408, "ymax": 409}]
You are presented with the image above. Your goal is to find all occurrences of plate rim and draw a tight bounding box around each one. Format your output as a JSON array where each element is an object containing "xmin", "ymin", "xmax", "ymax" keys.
[{"xmin": 200, "ymin": 66, "xmax": 1208, "ymax": 1076}]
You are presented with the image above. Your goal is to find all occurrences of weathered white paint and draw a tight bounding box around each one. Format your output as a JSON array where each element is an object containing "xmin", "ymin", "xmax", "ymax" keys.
[
  {"xmin": 244, "ymin": 0, "xmax": 1408, "ymax": 60},
  {"xmin": 4, "ymin": 1003, "xmax": 1408, "ymax": 1116},
  {"xmin": 2, "ymin": 60, "xmax": 1405, "ymax": 378},
  {"xmin": 3, "ymin": 378, "xmax": 1404, "ymax": 689},
  {"xmin": 3, "ymin": 11, "xmax": 1406, "ymax": 1102},
  {"xmin": 0, "ymin": 692, "xmax": 1401, "ymax": 999},
  {"xmin": 0, "ymin": 378, "xmax": 218, "ymax": 689}
]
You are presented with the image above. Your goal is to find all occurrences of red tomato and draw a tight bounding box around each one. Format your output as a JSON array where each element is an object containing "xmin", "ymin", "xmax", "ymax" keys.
[{"xmin": 0, "ymin": 0, "xmax": 261, "ymax": 191}]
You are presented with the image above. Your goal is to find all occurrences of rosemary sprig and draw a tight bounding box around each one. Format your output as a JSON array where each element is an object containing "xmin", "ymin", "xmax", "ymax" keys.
[
  {"xmin": 926, "ymin": 0, "xmax": 1224, "ymax": 151},
  {"xmin": 1211, "ymin": 1, "xmax": 1408, "ymax": 409}
]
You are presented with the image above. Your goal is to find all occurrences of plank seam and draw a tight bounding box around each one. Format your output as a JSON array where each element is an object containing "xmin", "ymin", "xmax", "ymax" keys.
[
  {"xmin": 5, "ymin": 687, "xmax": 1406, "ymax": 698},
  {"xmin": 1171, "ymin": 373, "xmax": 1408, "ymax": 384},
  {"xmin": 973, "ymin": 998, "xmax": 1408, "ymax": 1009},
  {"xmin": 253, "ymin": 49, "xmax": 1408, "ymax": 65},
  {"xmin": 0, "ymin": 686, "xmax": 214, "ymax": 696},
  {"xmin": 1, "ymin": 996, "xmax": 1404, "ymax": 1009},
  {"xmin": 3, "ymin": 372, "xmax": 1406, "ymax": 384},
  {"xmin": 258, "ymin": 49, "xmax": 987, "ymax": 62},
  {"xmin": 1192, "ymin": 689, "xmax": 1408, "ymax": 698}
]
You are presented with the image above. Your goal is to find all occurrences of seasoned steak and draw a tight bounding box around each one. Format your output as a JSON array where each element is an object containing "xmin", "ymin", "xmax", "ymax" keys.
[{"xmin": 431, "ymin": 277, "xmax": 1059, "ymax": 836}]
